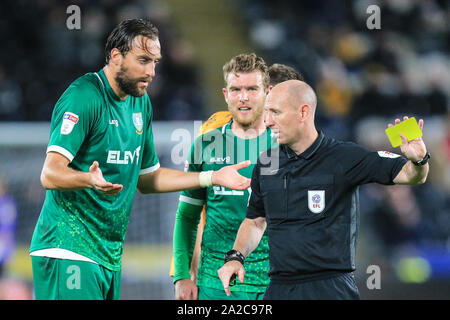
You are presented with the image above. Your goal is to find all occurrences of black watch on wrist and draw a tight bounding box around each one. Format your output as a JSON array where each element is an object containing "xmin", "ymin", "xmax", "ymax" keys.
[
  {"xmin": 412, "ymin": 152, "xmax": 431, "ymax": 166},
  {"xmin": 224, "ymin": 249, "xmax": 245, "ymax": 266}
]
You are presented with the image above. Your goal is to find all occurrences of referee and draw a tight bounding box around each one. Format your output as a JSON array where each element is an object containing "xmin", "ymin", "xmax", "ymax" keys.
[{"xmin": 218, "ymin": 80, "xmax": 430, "ymax": 300}]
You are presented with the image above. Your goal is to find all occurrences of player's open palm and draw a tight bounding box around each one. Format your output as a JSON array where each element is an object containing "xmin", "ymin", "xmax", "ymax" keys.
[
  {"xmin": 89, "ymin": 161, "xmax": 123, "ymax": 195},
  {"xmin": 212, "ymin": 161, "xmax": 251, "ymax": 190},
  {"xmin": 388, "ymin": 116, "xmax": 427, "ymax": 161}
]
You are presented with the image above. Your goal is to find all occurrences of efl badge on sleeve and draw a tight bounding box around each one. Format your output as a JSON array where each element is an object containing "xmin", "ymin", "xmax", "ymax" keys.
[
  {"xmin": 132, "ymin": 112, "xmax": 143, "ymax": 135},
  {"xmin": 377, "ymin": 151, "xmax": 401, "ymax": 159},
  {"xmin": 61, "ymin": 112, "xmax": 79, "ymax": 135},
  {"xmin": 308, "ymin": 190, "xmax": 325, "ymax": 214}
]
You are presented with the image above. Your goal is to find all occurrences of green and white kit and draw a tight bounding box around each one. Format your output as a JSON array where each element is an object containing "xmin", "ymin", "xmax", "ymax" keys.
[
  {"xmin": 173, "ymin": 121, "xmax": 275, "ymax": 295},
  {"xmin": 30, "ymin": 69, "xmax": 160, "ymax": 273}
]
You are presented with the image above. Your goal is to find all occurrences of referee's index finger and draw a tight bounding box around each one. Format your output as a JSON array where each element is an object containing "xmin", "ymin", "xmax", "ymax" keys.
[
  {"xmin": 218, "ymin": 268, "xmax": 232, "ymax": 296},
  {"xmin": 220, "ymin": 276, "xmax": 231, "ymax": 296}
]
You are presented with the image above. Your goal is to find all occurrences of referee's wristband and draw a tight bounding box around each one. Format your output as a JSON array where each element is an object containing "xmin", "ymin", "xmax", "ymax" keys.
[
  {"xmin": 411, "ymin": 152, "xmax": 430, "ymax": 166},
  {"xmin": 224, "ymin": 249, "xmax": 245, "ymax": 266},
  {"xmin": 199, "ymin": 170, "xmax": 213, "ymax": 188}
]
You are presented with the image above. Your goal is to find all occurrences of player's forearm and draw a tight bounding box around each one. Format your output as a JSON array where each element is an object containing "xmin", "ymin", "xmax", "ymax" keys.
[
  {"xmin": 138, "ymin": 167, "xmax": 204, "ymax": 193},
  {"xmin": 233, "ymin": 218, "xmax": 266, "ymax": 258},
  {"xmin": 41, "ymin": 161, "xmax": 93, "ymax": 191},
  {"xmin": 138, "ymin": 161, "xmax": 250, "ymax": 194}
]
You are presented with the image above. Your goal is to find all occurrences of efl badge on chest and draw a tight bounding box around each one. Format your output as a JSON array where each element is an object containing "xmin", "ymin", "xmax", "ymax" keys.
[
  {"xmin": 308, "ymin": 190, "xmax": 325, "ymax": 214},
  {"xmin": 132, "ymin": 112, "xmax": 143, "ymax": 135}
]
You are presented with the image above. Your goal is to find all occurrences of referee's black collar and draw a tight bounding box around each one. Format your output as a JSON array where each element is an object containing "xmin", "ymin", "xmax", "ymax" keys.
[{"xmin": 283, "ymin": 130, "xmax": 325, "ymax": 160}]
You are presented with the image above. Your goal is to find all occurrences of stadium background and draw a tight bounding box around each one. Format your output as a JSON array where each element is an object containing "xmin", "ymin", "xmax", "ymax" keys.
[{"xmin": 0, "ymin": 0, "xmax": 449, "ymax": 299}]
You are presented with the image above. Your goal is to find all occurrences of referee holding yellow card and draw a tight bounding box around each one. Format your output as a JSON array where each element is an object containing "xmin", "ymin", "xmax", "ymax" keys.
[{"xmin": 219, "ymin": 81, "xmax": 430, "ymax": 300}]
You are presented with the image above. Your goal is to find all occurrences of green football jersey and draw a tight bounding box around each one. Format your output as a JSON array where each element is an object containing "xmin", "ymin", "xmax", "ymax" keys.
[
  {"xmin": 30, "ymin": 69, "xmax": 159, "ymax": 271},
  {"xmin": 180, "ymin": 121, "xmax": 275, "ymax": 292}
]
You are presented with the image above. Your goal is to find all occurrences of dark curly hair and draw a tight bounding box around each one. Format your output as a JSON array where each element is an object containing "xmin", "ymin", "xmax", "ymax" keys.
[{"xmin": 105, "ymin": 19, "xmax": 159, "ymax": 64}]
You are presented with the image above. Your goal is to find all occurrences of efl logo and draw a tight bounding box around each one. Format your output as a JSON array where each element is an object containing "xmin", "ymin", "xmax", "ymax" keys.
[
  {"xmin": 377, "ymin": 151, "xmax": 401, "ymax": 159},
  {"xmin": 308, "ymin": 190, "xmax": 325, "ymax": 214},
  {"xmin": 61, "ymin": 112, "xmax": 79, "ymax": 135}
]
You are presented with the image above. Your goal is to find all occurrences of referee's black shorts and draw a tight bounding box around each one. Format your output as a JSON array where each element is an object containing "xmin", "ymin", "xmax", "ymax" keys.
[{"xmin": 263, "ymin": 272, "xmax": 360, "ymax": 300}]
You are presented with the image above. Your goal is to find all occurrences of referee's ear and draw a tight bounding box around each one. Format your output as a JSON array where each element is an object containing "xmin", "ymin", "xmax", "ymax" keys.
[{"xmin": 298, "ymin": 104, "xmax": 312, "ymax": 122}]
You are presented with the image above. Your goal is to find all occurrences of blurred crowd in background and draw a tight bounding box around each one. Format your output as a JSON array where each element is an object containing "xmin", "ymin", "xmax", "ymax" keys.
[
  {"xmin": 0, "ymin": 0, "xmax": 207, "ymax": 122},
  {"xmin": 0, "ymin": 0, "xmax": 449, "ymax": 298},
  {"xmin": 240, "ymin": 0, "xmax": 449, "ymax": 136}
]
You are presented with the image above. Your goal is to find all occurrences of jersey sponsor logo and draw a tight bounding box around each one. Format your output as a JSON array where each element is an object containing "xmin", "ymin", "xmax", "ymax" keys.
[
  {"xmin": 308, "ymin": 190, "xmax": 325, "ymax": 214},
  {"xmin": 377, "ymin": 151, "xmax": 401, "ymax": 159},
  {"xmin": 109, "ymin": 119, "xmax": 119, "ymax": 127},
  {"xmin": 209, "ymin": 156, "xmax": 231, "ymax": 164},
  {"xmin": 60, "ymin": 112, "xmax": 79, "ymax": 135},
  {"xmin": 132, "ymin": 112, "xmax": 143, "ymax": 135},
  {"xmin": 213, "ymin": 186, "xmax": 244, "ymax": 196},
  {"xmin": 107, "ymin": 146, "xmax": 141, "ymax": 165}
]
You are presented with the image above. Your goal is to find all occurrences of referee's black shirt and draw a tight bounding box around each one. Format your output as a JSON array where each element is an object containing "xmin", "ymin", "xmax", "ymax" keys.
[{"xmin": 247, "ymin": 131, "xmax": 408, "ymax": 283}]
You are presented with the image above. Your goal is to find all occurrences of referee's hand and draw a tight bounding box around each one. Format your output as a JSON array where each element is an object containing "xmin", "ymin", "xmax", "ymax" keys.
[
  {"xmin": 218, "ymin": 260, "xmax": 245, "ymax": 296},
  {"xmin": 388, "ymin": 116, "xmax": 427, "ymax": 162}
]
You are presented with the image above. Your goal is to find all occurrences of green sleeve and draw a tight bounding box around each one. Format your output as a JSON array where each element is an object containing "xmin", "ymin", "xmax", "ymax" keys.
[
  {"xmin": 47, "ymin": 81, "xmax": 101, "ymax": 162},
  {"xmin": 173, "ymin": 200, "xmax": 203, "ymax": 283}
]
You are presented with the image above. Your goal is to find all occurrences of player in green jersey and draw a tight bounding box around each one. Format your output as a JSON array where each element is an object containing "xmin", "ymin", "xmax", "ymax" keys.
[
  {"xmin": 173, "ymin": 54, "xmax": 304, "ymax": 300},
  {"xmin": 29, "ymin": 19, "xmax": 250, "ymax": 300},
  {"xmin": 168, "ymin": 63, "xmax": 303, "ymax": 278}
]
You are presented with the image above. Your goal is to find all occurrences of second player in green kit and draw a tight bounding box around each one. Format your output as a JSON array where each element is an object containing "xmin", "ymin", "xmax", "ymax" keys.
[
  {"xmin": 176, "ymin": 120, "xmax": 274, "ymax": 299},
  {"xmin": 172, "ymin": 54, "xmax": 305, "ymax": 300}
]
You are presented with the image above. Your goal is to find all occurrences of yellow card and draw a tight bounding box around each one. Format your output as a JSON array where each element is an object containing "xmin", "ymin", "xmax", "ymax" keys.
[{"xmin": 385, "ymin": 117, "xmax": 422, "ymax": 148}]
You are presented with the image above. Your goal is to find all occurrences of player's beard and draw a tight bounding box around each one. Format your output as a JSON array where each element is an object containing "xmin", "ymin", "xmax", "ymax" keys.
[
  {"xmin": 229, "ymin": 105, "xmax": 264, "ymax": 129},
  {"xmin": 115, "ymin": 64, "xmax": 149, "ymax": 97}
]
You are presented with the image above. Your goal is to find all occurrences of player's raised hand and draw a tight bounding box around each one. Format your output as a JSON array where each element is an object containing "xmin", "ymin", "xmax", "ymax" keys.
[
  {"xmin": 218, "ymin": 261, "xmax": 245, "ymax": 297},
  {"xmin": 212, "ymin": 160, "xmax": 251, "ymax": 190},
  {"xmin": 89, "ymin": 161, "xmax": 123, "ymax": 195},
  {"xmin": 387, "ymin": 116, "xmax": 427, "ymax": 162}
]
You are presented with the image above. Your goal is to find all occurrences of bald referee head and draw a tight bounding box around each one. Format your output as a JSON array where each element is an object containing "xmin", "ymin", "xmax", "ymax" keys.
[{"xmin": 264, "ymin": 80, "xmax": 319, "ymax": 154}]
